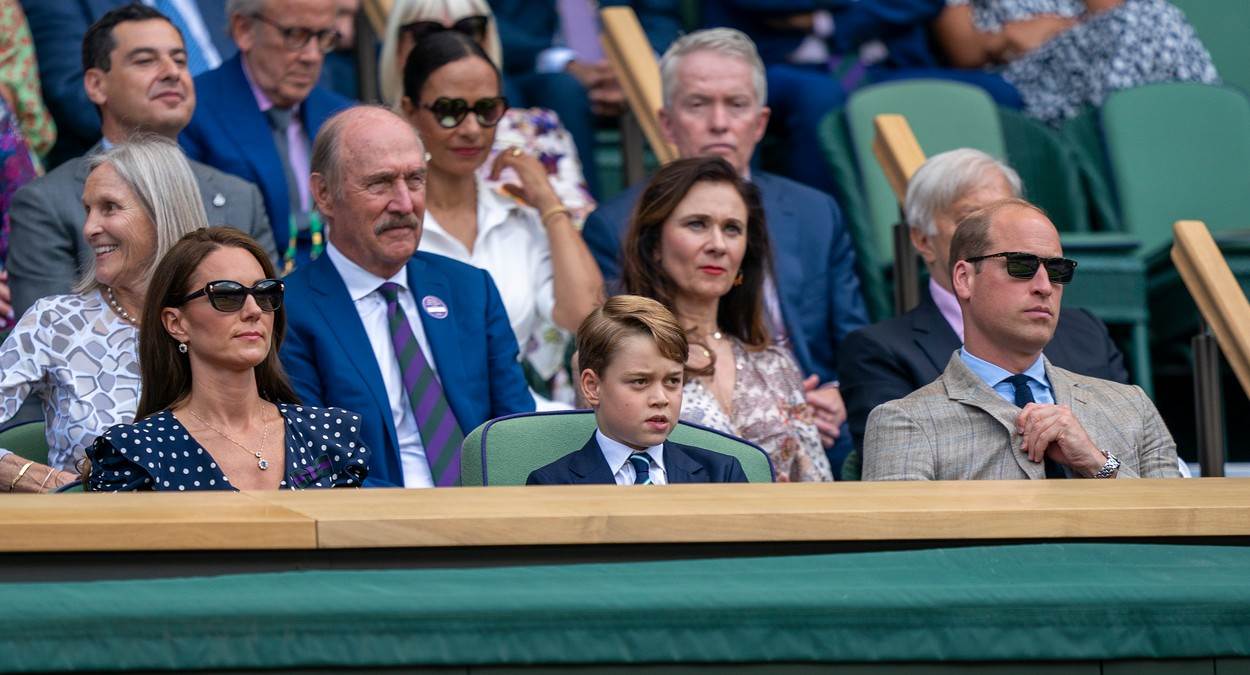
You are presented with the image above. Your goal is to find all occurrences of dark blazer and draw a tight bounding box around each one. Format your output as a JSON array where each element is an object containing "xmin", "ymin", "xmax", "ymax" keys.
[
  {"xmin": 583, "ymin": 170, "xmax": 868, "ymax": 384},
  {"xmin": 839, "ymin": 287, "xmax": 1130, "ymax": 452},
  {"xmin": 179, "ymin": 54, "xmax": 352, "ymax": 248},
  {"xmin": 700, "ymin": 0, "xmax": 945, "ymax": 69},
  {"xmin": 21, "ymin": 0, "xmax": 235, "ymax": 163},
  {"xmin": 6, "ymin": 142, "xmax": 276, "ymax": 316},
  {"xmin": 527, "ymin": 433, "xmax": 749, "ymax": 484},
  {"xmin": 280, "ymin": 251, "xmax": 536, "ymax": 487},
  {"xmin": 490, "ymin": 0, "xmax": 683, "ymax": 77}
]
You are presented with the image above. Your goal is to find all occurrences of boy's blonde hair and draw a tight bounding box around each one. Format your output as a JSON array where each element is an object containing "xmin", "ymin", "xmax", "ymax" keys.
[{"xmin": 578, "ymin": 295, "xmax": 688, "ymax": 376}]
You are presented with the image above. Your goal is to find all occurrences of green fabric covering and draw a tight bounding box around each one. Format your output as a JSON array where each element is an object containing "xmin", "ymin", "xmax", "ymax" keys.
[
  {"xmin": 3, "ymin": 544, "xmax": 1250, "ymax": 672},
  {"xmin": 461, "ymin": 411, "xmax": 774, "ymax": 485},
  {"xmin": 1099, "ymin": 82, "xmax": 1250, "ymax": 258},
  {"xmin": 0, "ymin": 420, "xmax": 48, "ymax": 467}
]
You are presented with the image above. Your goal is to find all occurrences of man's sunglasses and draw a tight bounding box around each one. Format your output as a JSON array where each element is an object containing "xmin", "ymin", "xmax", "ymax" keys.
[
  {"xmin": 401, "ymin": 15, "xmax": 489, "ymax": 43},
  {"xmin": 422, "ymin": 96, "xmax": 508, "ymax": 129},
  {"xmin": 251, "ymin": 14, "xmax": 339, "ymax": 53},
  {"xmin": 171, "ymin": 279, "xmax": 285, "ymax": 312},
  {"xmin": 964, "ymin": 251, "xmax": 1078, "ymax": 284}
]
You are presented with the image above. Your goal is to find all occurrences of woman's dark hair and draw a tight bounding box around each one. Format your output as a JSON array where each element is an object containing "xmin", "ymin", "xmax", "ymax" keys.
[
  {"xmin": 135, "ymin": 227, "xmax": 299, "ymax": 418},
  {"xmin": 620, "ymin": 156, "xmax": 773, "ymax": 373},
  {"xmin": 402, "ymin": 29, "xmax": 500, "ymax": 103}
]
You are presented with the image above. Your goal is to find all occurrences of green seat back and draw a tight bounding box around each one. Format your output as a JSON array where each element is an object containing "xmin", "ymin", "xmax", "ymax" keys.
[
  {"xmin": 460, "ymin": 411, "xmax": 774, "ymax": 486},
  {"xmin": 844, "ymin": 79, "xmax": 1006, "ymax": 265},
  {"xmin": 1170, "ymin": 0, "xmax": 1250, "ymax": 97},
  {"xmin": 1100, "ymin": 82, "xmax": 1250, "ymax": 256},
  {"xmin": 0, "ymin": 420, "xmax": 49, "ymax": 467}
]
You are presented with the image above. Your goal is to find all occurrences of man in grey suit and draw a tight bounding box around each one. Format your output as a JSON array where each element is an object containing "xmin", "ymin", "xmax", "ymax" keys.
[
  {"xmin": 5, "ymin": 4, "xmax": 275, "ymax": 319},
  {"xmin": 863, "ymin": 198, "xmax": 1180, "ymax": 481}
]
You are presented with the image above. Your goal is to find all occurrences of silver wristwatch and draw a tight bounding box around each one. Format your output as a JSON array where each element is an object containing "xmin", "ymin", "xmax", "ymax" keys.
[{"xmin": 1092, "ymin": 451, "xmax": 1121, "ymax": 479}]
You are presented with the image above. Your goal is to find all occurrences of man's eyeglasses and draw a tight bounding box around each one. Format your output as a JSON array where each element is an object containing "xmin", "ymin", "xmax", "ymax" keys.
[
  {"xmin": 401, "ymin": 15, "xmax": 489, "ymax": 44},
  {"xmin": 422, "ymin": 96, "xmax": 508, "ymax": 129},
  {"xmin": 964, "ymin": 251, "xmax": 1078, "ymax": 284},
  {"xmin": 251, "ymin": 14, "xmax": 339, "ymax": 53},
  {"xmin": 171, "ymin": 279, "xmax": 285, "ymax": 312}
]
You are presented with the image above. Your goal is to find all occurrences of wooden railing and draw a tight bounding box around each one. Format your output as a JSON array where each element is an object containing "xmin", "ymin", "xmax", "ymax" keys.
[
  {"xmin": 600, "ymin": 6, "xmax": 678, "ymax": 165},
  {"xmin": 871, "ymin": 113, "xmax": 927, "ymax": 312}
]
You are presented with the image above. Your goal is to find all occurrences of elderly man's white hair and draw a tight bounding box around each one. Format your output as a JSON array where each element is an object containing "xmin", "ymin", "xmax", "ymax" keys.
[
  {"xmin": 904, "ymin": 148, "xmax": 1023, "ymax": 236},
  {"xmin": 659, "ymin": 28, "xmax": 767, "ymax": 109}
]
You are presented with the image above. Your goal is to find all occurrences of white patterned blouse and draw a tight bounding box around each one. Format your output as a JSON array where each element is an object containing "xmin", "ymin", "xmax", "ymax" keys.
[{"xmin": 0, "ymin": 291, "xmax": 139, "ymax": 472}]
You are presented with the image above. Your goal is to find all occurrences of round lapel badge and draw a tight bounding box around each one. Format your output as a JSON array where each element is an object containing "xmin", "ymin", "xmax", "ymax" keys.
[
  {"xmin": 421, "ymin": 295, "xmax": 449, "ymax": 319},
  {"xmin": 212, "ymin": 193, "xmax": 226, "ymax": 207}
]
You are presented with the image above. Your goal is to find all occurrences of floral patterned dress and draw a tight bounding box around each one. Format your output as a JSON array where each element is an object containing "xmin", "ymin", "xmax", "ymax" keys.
[
  {"xmin": 481, "ymin": 107, "xmax": 595, "ymax": 230},
  {"xmin": 951, "ymin": 0, "xmax": 1219, "ymax": 124},
  {"xmin": 0, "ymin": 101, "xmax": 40, "ymax": 332},
  {"xmin": 680, "ymin": 340, "xmax": 833, "ymax": 482}
]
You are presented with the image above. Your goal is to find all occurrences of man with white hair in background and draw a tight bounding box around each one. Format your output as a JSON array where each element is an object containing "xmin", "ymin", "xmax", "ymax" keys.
[{"xmin": 839, "ymin": 148, "xmax": 1128, "ymax": 454}]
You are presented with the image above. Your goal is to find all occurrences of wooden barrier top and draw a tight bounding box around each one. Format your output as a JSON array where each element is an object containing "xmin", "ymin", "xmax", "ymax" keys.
[{"xmin": 3, "ymin": 479, "xmax": 1250, "ymax": 553}]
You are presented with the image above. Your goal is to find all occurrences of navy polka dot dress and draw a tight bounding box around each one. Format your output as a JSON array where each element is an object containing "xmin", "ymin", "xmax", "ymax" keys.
[{"xmin": 87, "ymin": 404, "xmax": 371, "ymax": 491}]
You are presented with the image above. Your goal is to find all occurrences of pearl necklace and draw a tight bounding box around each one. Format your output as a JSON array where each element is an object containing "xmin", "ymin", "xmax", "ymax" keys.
[
  {"xmin": 185, "ymin": 405, "xmax": 273, "ymax": 471},
  {"xmin": 104, "ymin": 287, "xmax": 137, "ymax": 325}
]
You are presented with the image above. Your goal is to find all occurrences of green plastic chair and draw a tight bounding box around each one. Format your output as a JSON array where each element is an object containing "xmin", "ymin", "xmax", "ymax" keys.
[
  {"xmin": 821, "ymin": 79, "xmax": 1153, "ymax": 391},
  {"xmin": 461, "ymin": 410, "xmax": 775, "ymax": 486},
  {"xmin": 0, "ymin": 420, "xmax": 49, "ymax": 467},
  {"xmin": 1097, "ymin": 82, "xmax": 1250, "ymax": 345},
  {"xmin": 1170, "ymin": 0, "xmax": 1250, "ymax": 98}
]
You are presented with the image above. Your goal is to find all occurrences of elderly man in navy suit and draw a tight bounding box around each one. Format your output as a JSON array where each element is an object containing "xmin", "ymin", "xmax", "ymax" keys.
[
  {"xmin": 839, "ymin": 149, "xmax": 1129, "ymax": 454},
  {"xmin": 281, "ymin": 106, "xmax": 535, "ymax": 488},
  {"xmin": 582, "ymin": 28, "xmax": 869, "ymax": 473},
  {"xmin": 180, "ymin": 0, "xmax": 352, "ymax": 270}
]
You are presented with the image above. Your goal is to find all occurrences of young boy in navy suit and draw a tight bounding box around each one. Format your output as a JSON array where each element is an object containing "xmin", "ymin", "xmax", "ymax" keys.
[{"xmin": 528, "ymin": 295, "xmax": 749, "ymax": 485}]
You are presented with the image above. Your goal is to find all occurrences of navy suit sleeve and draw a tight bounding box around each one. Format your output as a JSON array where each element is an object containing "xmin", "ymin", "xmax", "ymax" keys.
[
  {"xmin": 491, "ymin": 1, "xmax": 557, "ymax": 76},
  {"xmin": 725, "ymin": 457, "xmax": 749, "ymax": 483},
  {"xmin": 583, "ymin": 207, "xmax": 623, "ymax": 287},
  {"xmin": 838, "ymin": 326, "xmax": 919, "ymax": 452},
  {"xmin": 717, "ymin": 0, "xmax": 839, "ymax": 11},
  {"xmin": 178, "ymin": 117, "xmax": 207, "ymax": 163},
  {"xmin": 279, "ymin": 308, "xmax": 326, "ymax": 408},
  {"xmin": 21, "ymin": 1, "xmax": 99, "ymax": 147},
  {"xmin": 1075, "ymin": 308, "xmax": 1130, "ymax": 385},
  {"xmin": 829, "ymin": 0, "xmax": 945, "ymax": 52},
  {"xmin": 479, "ymin": 269, "xmax": 537, "ymax": 417},
  {"xmin": 602, "ymin": 0, "xmax": 683, "ymax": 53},
  {"xmin": 824, "ymin": 194, "xmax": 869, "ymax": 370}
]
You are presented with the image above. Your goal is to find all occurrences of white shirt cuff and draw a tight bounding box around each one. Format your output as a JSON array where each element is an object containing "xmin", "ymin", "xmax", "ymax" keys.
[{"xmin": 537, "ymin": 47, "xmax": 578, "ymax": 74}]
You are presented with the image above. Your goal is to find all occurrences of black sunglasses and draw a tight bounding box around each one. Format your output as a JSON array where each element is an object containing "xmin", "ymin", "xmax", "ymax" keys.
[
  {"xmin": 401, "ymin": 15, "xmax": 489, "ymax": 43},
  {"xmin": 422, "ymin": 96, "xmax": 508, "ymax": 129},
  {"xmin": 171, "ymin": 279, "xmax": 285, "ymax": 312},
  {"xmin": 964, "ymin": 251, "xmax": 1078, "ymax": 284},
  {"xmin": 251, "ymin": 14, "xmax": 339, "ymax": 53}
]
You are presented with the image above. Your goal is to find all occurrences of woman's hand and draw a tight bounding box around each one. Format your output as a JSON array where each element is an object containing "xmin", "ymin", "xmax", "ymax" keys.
[
  {"xmin": 1001, "ymin": 15, "xmax": 1077, "ymax": 59},
  {"xmin": 489, "ymin": 147, "xmax": 562, "ymax": 214}
]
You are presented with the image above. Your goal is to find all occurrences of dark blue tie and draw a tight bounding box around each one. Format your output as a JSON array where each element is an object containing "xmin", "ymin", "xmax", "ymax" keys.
[
  {"xmin": 628, "ymin": 453, "xmax": 652, "ymax": 485},
  {"xmin": 1005, "ymin": 374, "xmax": 1066, "ymax": 479}
]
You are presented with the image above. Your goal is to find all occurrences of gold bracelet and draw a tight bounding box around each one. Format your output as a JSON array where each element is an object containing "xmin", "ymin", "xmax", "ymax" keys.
[
  {"xmin": 540, "ymin": 204, "xmax": 571, "ymax": 227},
  {"xmin": 36, "ymin": 467, "xmax": 57, "ymax": 492},
  {"xmin": 9, "ymin": 461, "xmax": 34, "ymax": 492}
]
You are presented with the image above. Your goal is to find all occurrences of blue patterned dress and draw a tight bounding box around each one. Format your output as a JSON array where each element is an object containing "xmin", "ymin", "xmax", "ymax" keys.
[
  {"xmin": 951, "ymin": 0, "xmax": 1219, "ymax": 123},
  {"xmin": 88, "ymin": 404, "xmax": 371, "ymax": 491}
]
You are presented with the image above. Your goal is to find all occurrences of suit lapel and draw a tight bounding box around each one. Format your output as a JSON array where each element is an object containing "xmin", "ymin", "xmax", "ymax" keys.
[
  {"xmin": 912, "ymin": 290, "xmax": 962, "ymax": 374},
  {"xmin": 662, "ymin": 441, "xmax": 705, "ymax": 484},
  {"xmin": 754, "ymin": 173, "xmax": 804, "ymax": 318},
  {"xmin": 568, "ymin": 434, "xmax": 616, "ymax": 484},
  {"xmin": 307, "ymin": 257, "xmax": 399, "ymax": 450},
  {"xmin": 406, "ymin": 257, "xmax": 469, "ymax": 427},
  {"xmin": 210, "ymin": 56, "xmax": 289, "ymax": 225},
  {"xmin": 942, "ymin": 354, "xmax": 1043, "ymax": 479}
]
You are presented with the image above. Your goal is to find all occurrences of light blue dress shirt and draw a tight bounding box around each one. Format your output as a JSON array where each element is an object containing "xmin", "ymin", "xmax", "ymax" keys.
[{"xmin": 959, "ymin": 348, "xmax": 1054, "ymax": 405}]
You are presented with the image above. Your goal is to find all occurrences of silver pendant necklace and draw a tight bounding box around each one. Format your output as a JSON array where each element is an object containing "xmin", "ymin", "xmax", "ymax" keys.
[{"xmin": 185, "ymin": 405, "xmax": 273, "ymax": 470}]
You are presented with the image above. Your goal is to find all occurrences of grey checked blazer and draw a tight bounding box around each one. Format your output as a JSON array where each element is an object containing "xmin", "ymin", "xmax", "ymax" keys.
[
  {"xmin": 862, "ymin": 352, "xmax": 1181, "ymax": 481},
  {"xmin": 7, "ymin": 143, "xmax": 277, "ymax": 317}
]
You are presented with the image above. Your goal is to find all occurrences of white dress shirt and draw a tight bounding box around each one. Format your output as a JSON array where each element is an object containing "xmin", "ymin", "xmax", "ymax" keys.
[
  {"xmin": 595, "ymin": 429, "xmax": 668, "ymax": 485},
  {"xmin": 325, "ymin": 243, "xmax": 437, "ymax": 488}
]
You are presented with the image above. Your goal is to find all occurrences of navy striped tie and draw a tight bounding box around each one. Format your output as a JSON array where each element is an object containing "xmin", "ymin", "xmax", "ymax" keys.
[
  {"xmin": 378, "ymin": 283, "xmax": 463, "ymax": 486},
  {"xmin": 628, "ymin": 453, "xmax": 652, "ymax": 485}
]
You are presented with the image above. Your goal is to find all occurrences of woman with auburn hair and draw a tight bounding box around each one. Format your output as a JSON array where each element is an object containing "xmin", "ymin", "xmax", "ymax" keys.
[
  {"xmin": 622, "ymin": 156, "xmax": 832, "ymax": 482},
  {"xmin": 0, "ymin": 136, "xmax": 203, "ymax": 492},
  {"xmin": 88, "ymin": 227, "xmax": 370, "ymax": 491}
]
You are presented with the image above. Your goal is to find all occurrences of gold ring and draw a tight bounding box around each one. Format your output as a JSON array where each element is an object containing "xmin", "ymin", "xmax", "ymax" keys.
[{"xmin": 509, "ymin": 147, "xmax": 522, "ymax": 157}]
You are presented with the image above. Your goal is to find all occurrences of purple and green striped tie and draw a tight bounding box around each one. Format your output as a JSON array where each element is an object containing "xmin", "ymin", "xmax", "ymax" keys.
[{"xmin": 378, "ymin": 283, "xmax": 463, "ymax": 486}]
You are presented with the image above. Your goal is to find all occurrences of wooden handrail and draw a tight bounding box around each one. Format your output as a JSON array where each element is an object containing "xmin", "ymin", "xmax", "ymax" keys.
[
  {"xmin": 599, "ymin": 6, "xmax": 678, "ymax": 164},
  {"xmin": 873, "ymin": 114, "xmax": 927, "ymax": 204},
  {"xmin": 1171, "ymin": 220, "xmax": 1250, "ymax": 398},
  {"xmin": 361, "ymin": 0, "xmax": 391, "ymax": 38}
]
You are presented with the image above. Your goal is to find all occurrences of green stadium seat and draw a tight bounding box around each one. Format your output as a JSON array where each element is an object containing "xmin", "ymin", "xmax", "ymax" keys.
[
  {"xmin": 460, "ymin": 410, "xmax": 775, "ymax": 485},
  {"xmin": 820, "ymin": 79, "xmax": 1153, "ymax": 391},
  {"xmin": 0, "ymin": 420, "xmax": 48, "ymax": 467},
  {"xmin": 1096, "ymin": 82, "xmax": 1250, "ymax": 346},
  {"xmin": 1170, "ymin": 0, "xmax": 1250, "ymax": 97}
]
